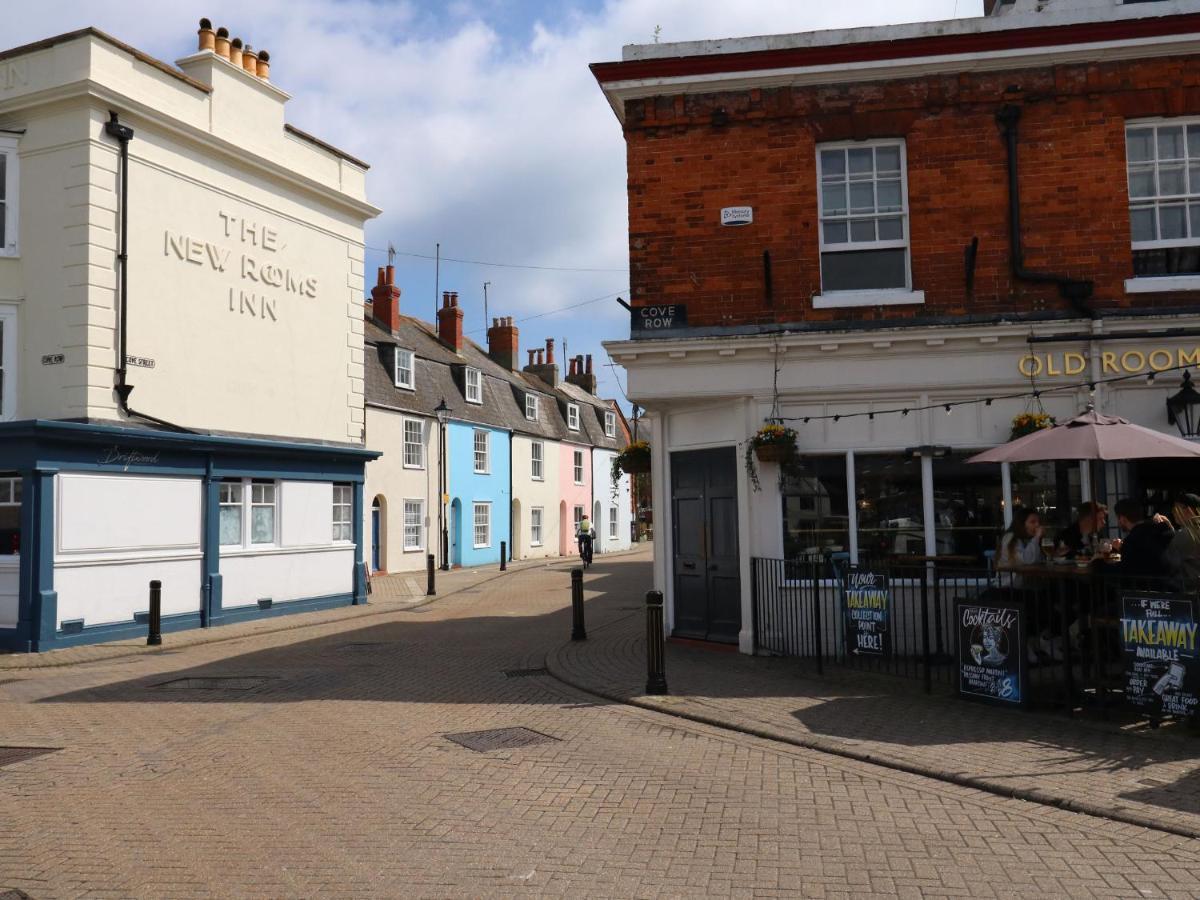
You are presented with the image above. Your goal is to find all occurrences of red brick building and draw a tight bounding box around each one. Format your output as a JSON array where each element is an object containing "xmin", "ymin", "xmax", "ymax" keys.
[{"xmin": 595, "ymin": 0, "xmax": 1200, "ymax": 648}]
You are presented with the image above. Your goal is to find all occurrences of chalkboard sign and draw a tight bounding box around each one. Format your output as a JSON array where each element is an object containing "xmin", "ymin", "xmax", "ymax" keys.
[
  {"xmin": 631, "ymin": 304, "xmax": 687, "ymax": 334},
  {"xmin": 957, "ymin": 600, "xmax": 1025, "ymax": 705},
  {"xmin": 843, "ymin": 570, "xmax": 890, "ymax": 657},
  {"xmin": 1121, "ymin": 593, "xmax": 1199, "ymax": 720}
]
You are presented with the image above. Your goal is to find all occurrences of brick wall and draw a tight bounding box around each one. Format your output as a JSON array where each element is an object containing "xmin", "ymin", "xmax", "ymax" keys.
[{"xmin": 623, "ymin": 53, "xmax": 1200, "ymax": 330}]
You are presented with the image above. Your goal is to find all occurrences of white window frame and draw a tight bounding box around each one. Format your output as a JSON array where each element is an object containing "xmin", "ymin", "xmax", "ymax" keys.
[
  {"xmin": 525, "ymin": 393, "xmax": 539, "ymax": 421},
  {"xmin": 473, "ymin": 429, "xmax": 490, "ymax": 474},
  {"xmin": 573, "ymin": 449, "xmax": 584, "ymax": 485},
  {"xmin": 394, "ymin": 348, "xmax": 415, "ymax": 390},
  {"xmin": 0, "ymin": 305, "xmax": 16, "ymax": 421},
  {"xmin": 402, "ymin": 498, "xmax": 424, "ymax": 551},
  {"xmin": 567, "ymin": 403, "xmax": 580, "ymax": 431},
  {"xmin": 218, "ymin": 478, "xmax": 279, "ymax": 549},
  {"xmin": 531, "ymin": 440, "xmax": 544, "ymax": 481},
  {"xmin": 1125, "ymin": 117, "xmax": 1200, "ymax": 292},
  {"xmin": 573, "ymin": 505, "xmax": 584, "ymax": 531},
  {"xmin": 814, "ymin": 138, "xmax": 923, "ymax": 308},
  {"xmin": 332, "ymin": 483, "xmax": 353, "ymax": 543},
  {"xmin": 472, "ymin": 501, "xmax": 491, "ymax": 549},
  {"xmin": 604, "ymin": 410, "xmax": 616, "ymax": 438},
  {"xmin": 0, "ymin": 136, "xmax": 18, "ymax": 258},
  {"xmin": 609, "ymin": 506, "xmax": 619, "ymax": 540},
  {"xmin": 530, "ymin": 506, "xmax": 543, "ymax": 546},
  {"xmin": 218, "ymin": 480, "xmax": 244, "ymax": 547},
  {"xmin": 465, "ymin": 367, "xmax": 482, "ymax": 404},
  {"xmin": 403, "ymin": 417, "xmax": 425, "ymax": 469}
]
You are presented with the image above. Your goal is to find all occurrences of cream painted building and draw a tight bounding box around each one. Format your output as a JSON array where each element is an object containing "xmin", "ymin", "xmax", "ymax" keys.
[
  {"xmin": 0, "ymin": 22, "xmax": 380, "ymax": 651},
  {"xmin": 511, "ymin": 430, "xmax": 563, "ymax": 561}
]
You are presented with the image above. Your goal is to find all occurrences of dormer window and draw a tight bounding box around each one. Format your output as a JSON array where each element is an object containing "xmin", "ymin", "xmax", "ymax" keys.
[
  {"xmin": 465, "ymin": 367, "xmax": 482, "ymax": 404},
  {"xmin": 525, "ymin": 393, "xmax": 539, "ymax": 421},
  {"xmin": 394, "ymin": 348, "xmax": 414, "ymax": 390},
  {"xmin": 604, "ymin": 411, "xmax": 616, "ymax": 438},
  {"xmin": 567, "ymin": 403, "xmax": 580, "ymax": 431}
]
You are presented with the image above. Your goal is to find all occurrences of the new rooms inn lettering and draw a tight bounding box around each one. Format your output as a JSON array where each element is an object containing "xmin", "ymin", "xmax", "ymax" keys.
[{"xmin": 164, "ymin": 212, "xmax": 319, "ymax": 322}]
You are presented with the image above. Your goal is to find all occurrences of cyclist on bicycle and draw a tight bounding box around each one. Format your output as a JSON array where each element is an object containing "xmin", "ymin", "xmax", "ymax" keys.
[{"xmin": 577, "ymin": 515, "xmax": 594, "ymax": 565}]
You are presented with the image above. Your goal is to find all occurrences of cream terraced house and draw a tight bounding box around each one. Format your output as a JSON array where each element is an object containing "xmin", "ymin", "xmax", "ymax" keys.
[{"xmin": 0, "ymin": 22, "xmax": 380, "ymax": 651}]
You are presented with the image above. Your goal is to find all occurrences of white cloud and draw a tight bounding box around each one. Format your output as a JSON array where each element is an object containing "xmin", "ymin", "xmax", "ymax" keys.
[{"xmin": 4, "ymin": 0, "xmax": 982, "ymax": 390}]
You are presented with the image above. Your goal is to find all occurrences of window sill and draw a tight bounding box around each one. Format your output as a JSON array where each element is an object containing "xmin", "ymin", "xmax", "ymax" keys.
[
  {"xmin": 402, "ymin": 464, "xmax": 426, "ymax": 471},
  {"xmin": 473, "ymin": 544, "xmax": 490, "ymax": 550},
  {"xmin": 402, "ymin": 546, "xmax": 425, "ymax": 553},
  {"xmin": 393, "ymin": 384, "xmax": 415, "ymax": 392},
  {"xmin": 1125, "ymin": 275, "xmax": 1200, "ymax": 294},
  {"xmin": 812, "ymin": 289, "xmax": 925, "ymax": 309}
]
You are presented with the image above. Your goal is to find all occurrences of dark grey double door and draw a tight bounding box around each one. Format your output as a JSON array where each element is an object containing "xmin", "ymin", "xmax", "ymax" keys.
[{"xmin": 671, "ymin": 447, "xmax": 741, "ymax": 644}]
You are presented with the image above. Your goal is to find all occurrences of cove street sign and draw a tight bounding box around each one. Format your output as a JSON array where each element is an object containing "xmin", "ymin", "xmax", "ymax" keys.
[{"xmin": 632, "ymin": 304, "xmax": 688, "ymax": 334}]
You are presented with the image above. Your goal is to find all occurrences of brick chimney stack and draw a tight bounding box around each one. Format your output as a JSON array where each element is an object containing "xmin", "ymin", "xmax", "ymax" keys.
[
  {"xmin": 437, "ymin": 291, "xmax": 464, "ymax": 353},
  {"xmin": 370, "ymin": 265, "xmax": 401, "ymax": 334},
  {"xmin": 566, "ymin": 353, "xmax": 597, "ymax": 394},
  {"xmin": 523, "ymin": 337, "xmax": 560, "ymax": 387},
  {"xmin": 486, "ymin": 316, "xmax": 519, "ymax": 371}
]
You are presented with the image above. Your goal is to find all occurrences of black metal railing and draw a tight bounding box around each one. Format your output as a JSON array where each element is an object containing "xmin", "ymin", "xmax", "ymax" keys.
[{"xmin": 752, "ymin": 554, "xmax": 1186, "ymax": 712}]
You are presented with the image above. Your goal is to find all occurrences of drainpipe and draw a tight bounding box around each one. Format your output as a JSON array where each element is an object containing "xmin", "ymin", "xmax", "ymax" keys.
[
  {"xmin": 104, "ymin": 112, "xmax": 191, "ymax": 433},
  {"xmin": 996, "ymin": 105, "xmax": 1096, "ymax": 320}
]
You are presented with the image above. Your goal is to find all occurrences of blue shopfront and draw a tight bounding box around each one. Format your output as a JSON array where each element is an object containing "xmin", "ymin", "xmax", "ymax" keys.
[{"xmin": 0, "ymin": 420, "xmax": 378, "ymax": 653}]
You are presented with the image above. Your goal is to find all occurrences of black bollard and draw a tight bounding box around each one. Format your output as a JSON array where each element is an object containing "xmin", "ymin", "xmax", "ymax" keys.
[
  {"xmin": 571, "ymin": 568, "xmax": 586, "ymax": 641},
  {"xmin": 147, "ymin": 580, "xmax": 162, "ymax": 646},
  {"xmin": 645, "ymin": 590, "xmax": 668, "ymax": 695},
  {"xmin": 500, "ymin": 541, "xmax": 507, "ymax": 571},
  {"xmin": 426, "ymin": 553, "xmax": 436, "ymax": 596}
]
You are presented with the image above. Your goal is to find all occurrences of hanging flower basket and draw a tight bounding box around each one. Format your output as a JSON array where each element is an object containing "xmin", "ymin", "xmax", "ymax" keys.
[
  {"xmin": 1010, "ymin": 412, "xmax": 1055, "ymax": 441},
  {"xmin": 745, "ymin": 423, "xmax": 798, "ymax": 491},
  {"xmin": 612, "ymin": 441, "xmax": 650, "ymax": 489}
]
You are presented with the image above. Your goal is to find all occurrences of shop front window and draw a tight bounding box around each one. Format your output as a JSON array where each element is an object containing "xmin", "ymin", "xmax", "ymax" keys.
[
  {"xmin": 0, "ymin": 474, "xmax": 20, "ymax": 555},
  {"xmin": 1010, "ymin": 461, "xmax": 1080, "ymax": 532},
  {"xmin": 856, "ymin": 454, "xmax": 923, "ymax": 560},
  {"xmin": 782, "ymin": 455, "xmax": 849, "ymax": 558},
  {"xmin": 931, "ymin": 453, "xmax": 1004, "ymax": 562}
]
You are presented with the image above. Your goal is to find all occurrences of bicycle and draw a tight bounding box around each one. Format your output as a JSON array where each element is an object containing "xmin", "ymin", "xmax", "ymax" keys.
[{"xmin": 577, "ymin": 533, "xmax": 594, "ymax": 569}]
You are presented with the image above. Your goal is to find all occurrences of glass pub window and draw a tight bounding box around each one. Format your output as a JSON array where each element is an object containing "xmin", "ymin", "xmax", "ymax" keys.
[
  {"xmin": 219, "ymin": 481, "xmax": 244, "ymax": 546},
  {"xmin": 394, "ymin": 348, "xmax": 414, "ymax": 389},
  {"xmin": 782, "ymin": 456, "xmax": 850, "ymax": 558},
  {"xmin": 473, "ymin": 502, "xmax": 490, "ymax": 547},
  {"xmin": 855, "ymin": 454, "xmax": 924, "ymax": 560},
  {"xmin": 250, "ymin": 480, "xmax": 276, "ymax": 544},
  {"xmin": 1127, "ymin": 121, "xmax": 1200, "ymax": 276},
  {"xmin": 818, "ymin": 141, "xmax": 910, "ymax": 292},
  {"xmin": 530, "ymin": 507, "xmax": 543, "ymax": 545},
  {"xmin": 465, "ymin": 367, "xmax": 482, "ymax": 404},
  {"xmin": 332, "ymin": 484, "xmax": 352, "ymax": 541}
]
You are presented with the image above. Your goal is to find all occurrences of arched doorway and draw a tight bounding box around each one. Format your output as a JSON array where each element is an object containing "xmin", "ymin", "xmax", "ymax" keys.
[
  {"xmin": 558, "ymin": 500, "xmax": 568, "ymax": 557},
  {"xmin": 450, "ymin": 498, "xmax": 462, "ymax": 567},
  {"xmin": 511, "ymin": 499, "xmax": 522, "ymax": 560},
  {"xmin": 371, "ymin": 495, "xmax": 387, "ymax": 573}
]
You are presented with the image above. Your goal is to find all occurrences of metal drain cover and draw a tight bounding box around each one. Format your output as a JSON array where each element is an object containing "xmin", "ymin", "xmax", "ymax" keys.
[
  {"xmin": 153, "ymin": 676, "xmax": 272, "ymax": 691},
  {"xmin": 503, "ymin": 667, "xmax": 549, "ymax": 678},
  {"xmin": 444, "ymin": 727, "xmax": 559, "ymax": 753},
  {"xmin": 0, "ymin": 746, "xmax": 59, "ymax": 768}
]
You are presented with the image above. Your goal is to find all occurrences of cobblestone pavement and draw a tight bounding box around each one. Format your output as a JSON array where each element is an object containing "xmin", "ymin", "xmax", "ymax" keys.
[
  {"xmin": 2, "ymin": 549, "xmax": 1199, "ymax": 898},
  {"xmin": 549, "ymin": 560, "xmax": 1200, "ymax": 842}
]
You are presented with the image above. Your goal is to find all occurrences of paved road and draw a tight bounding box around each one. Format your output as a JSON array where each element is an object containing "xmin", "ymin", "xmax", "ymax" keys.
[{"xmin": 1, "ymin": 551, "xmax": 1198, "ymax": 898}]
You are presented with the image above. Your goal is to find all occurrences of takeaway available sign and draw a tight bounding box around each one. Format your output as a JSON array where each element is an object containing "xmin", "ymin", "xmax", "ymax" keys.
[
  {"xmin": 1121, "ymin": 594, "xmax": 1200, "ymax": 720},
  {"xmin": 632, "ymin": 304, "xmax": 687, "ymax": 334},
  {"xmin": 843, "ymin": 571, "xmax": 890, "ymax": 657}
]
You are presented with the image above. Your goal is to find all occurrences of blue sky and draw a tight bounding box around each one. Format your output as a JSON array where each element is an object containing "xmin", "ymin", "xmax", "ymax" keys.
[{"xmin": 9, "ymin": 1, "xmax": 983, "ymax": 407}]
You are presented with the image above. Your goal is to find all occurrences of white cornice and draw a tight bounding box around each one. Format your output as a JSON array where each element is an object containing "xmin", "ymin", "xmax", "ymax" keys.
[{"xmin": 601, "ymin": 33, "xmax": 1200, "ymax": 123}]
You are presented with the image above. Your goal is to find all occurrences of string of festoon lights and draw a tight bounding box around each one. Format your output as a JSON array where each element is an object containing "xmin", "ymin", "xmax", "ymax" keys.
[{"xmin": 766, "ymin": 361, "xmax": 1195, "ymax": 426}]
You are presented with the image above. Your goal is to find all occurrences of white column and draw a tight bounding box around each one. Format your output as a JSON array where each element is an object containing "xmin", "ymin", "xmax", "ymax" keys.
[
  {"xmin": 648, "ymin": 410, "xmax": 672, "ymax": 633},
  {"xmin": 738, "ymin": 397, "xmax": 762, "ymax": 655},
  {"xmin": 1001, "ymin": 462, "xmax": 1013, "ymax": 528},
  {"xmin": 845, "ymin": 450, "xmax": 859, "ymax": 565},
  {"xmin": 921, "ymin": 453, "xmax": 937, "ymax": 558}
]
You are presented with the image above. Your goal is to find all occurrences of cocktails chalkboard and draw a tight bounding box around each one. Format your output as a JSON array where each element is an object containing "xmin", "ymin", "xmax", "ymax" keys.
[
  {"xmin": 957, "ymin": 599, "xmax": 1025, "ymax": 705},
  {"xmin": 843, "ymin": 570, "xmax": 890, "ymax": 657},
  {"xmin": 1121, "ymin": 593, "xmax": 1199, "ymax": 720}
]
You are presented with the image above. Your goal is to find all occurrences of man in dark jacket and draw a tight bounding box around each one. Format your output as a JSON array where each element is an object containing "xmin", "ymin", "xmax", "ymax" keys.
[{"xmin": 1113, "ymin": 498, "xmax": 1174, "ymax": 579}]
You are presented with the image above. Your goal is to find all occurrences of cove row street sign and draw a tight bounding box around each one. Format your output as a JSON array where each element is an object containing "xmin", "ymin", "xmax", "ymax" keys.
[{"xmin": 632, "ymin": 303, "xmax": 687, "ymax": 334}]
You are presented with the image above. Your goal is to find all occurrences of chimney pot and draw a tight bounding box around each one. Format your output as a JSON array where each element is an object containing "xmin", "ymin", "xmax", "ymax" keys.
[
  {"xmin": 385, "ymin": 264, "xmax": 395, "ymax": 285},
  {"xmin": 442, "ymin": 291, "xmax": 451, "ymax": 309},
  {"xmin": 437, "ymin": 289, "xmax": 465, "ymax": 352},
  {"xmin": 242, "ymin": 47, "xmax": 259, "ymax": 74},
  {"xmin": 586, "ymin": 354, "xmax": 593, "ymax": 375},
  {"xmin": 229, "ymin": 38, "xmax": 243, "ymax": 67},
  {"xmin": 370, "ymin": 265, "xmax": 402, "ymax": 334},
  {"xmin": 256, "ymin": 49, "xmax": 270, "ymax": 80},
  {"xmin": 537, "ymin": 349, "xmax": 544, "ymax": 365},
  {"xmin": 376, "ymin": 266, "xmax": 386, "ymax": 287},
  {"xmin": 198, "ymin": 19, "xmax": 216, "ymax": 52},
  {"xmin": 545, "ymin": 338, "xmax": 555, "ymax": 365},
  {"xmin": 528, "ymin": 349, "xmax": 535, "ymax": 366},
  {"xmin": 214, "ymin": 27, "xmax": 231, "ymax": 59}
]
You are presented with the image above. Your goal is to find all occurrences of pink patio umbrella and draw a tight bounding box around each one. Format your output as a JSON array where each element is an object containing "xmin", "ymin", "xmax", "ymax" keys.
[{"xmin": 967, "ymin": 408, "xmax": 1200, "ymax": 464}]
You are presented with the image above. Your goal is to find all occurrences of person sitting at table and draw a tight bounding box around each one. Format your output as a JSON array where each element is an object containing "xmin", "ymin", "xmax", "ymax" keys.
[
  {"xmin": 1165, "ymin": 493, "xmax": 1200, "ymax": 590},
  {"xmin": 997, "ymin": 507, "xmax": 1043, "ymax": 586},
  {"xmin": 1112, "ymin": 498, "xmax": 1174, "ymax": 580},
  {"xmin": 1055, "ymin": 501, "xmax": 1106, "ymax": 560}
]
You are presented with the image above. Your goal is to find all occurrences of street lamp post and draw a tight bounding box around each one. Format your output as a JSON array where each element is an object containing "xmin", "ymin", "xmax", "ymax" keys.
[
  {"xmin": 1167, "ymin": 371, "xmax": 1200, "ymax": 441},
  {"xmin": 435, "ymin": 398, "xmax": 450, "ymax": 570}
]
